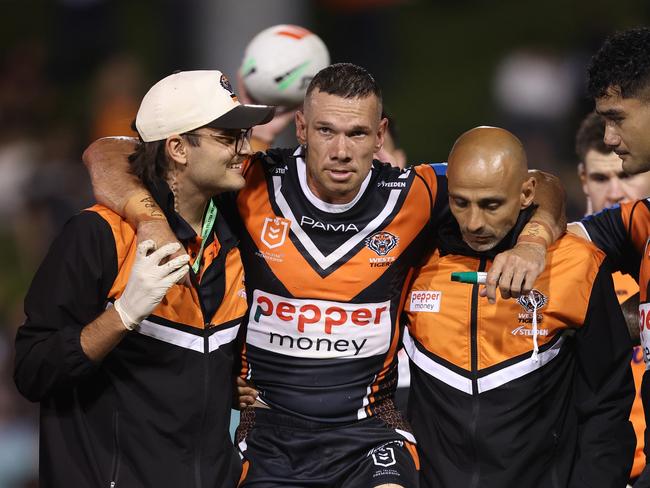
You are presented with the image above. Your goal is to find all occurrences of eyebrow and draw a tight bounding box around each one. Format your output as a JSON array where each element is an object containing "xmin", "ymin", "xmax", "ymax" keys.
[
  {"xmin": 477, "ymin": 197, "xmax": 506, "ymax": 205},
  {"xmin": 313, "ymin": 121, "xmax": 372, "ymax": 132},
  {"xmin": 596, "ymin": 108, "xmax": 624, "ymax": 118}
]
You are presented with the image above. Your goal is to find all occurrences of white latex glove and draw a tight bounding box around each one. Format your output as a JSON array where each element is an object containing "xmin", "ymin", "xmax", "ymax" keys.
[{"xmin": 114, "ymin": 240, "xmax": 190, "ymax": 330}]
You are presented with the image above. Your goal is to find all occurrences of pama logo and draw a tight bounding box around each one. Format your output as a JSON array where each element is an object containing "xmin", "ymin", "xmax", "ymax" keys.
[
  {"xmin": 365, "ymin": 231, "xmax": 399, "ymax": 256},
  {"xmin": 246, "ymin": 290, "xmax": 391, "ymax": 359}
]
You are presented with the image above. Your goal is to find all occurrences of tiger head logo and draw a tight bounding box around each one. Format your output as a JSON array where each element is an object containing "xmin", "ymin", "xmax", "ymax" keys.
[
  {"xmin": 365, "ymin": 231, "xmax": 399, "ymax": 256},
  {"xmin": 517, "ymin": 289, "xmax": 548, "ymax": 313}
]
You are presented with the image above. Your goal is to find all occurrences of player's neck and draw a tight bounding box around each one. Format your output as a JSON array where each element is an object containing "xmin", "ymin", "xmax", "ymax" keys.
[{"xmin": 168, "ymin": 175, "xmax": 210, "ymax": 235}]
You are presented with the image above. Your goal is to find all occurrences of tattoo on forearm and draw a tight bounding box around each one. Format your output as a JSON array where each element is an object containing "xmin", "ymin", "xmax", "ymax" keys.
[
  {"xmin": 141, "ymin": 197, "xmax": 164, "ymax": 218},
  {"xmin": 523, "ymin": 223, "xmax": 542, "ymax": 237}
]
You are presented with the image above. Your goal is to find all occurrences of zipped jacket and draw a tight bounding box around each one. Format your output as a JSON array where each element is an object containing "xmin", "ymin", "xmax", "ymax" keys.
[
  {"xmin": 14, "ymin": 180, "xmax": 246, "ymax": 488},
  {"xmin": 404, "ymin": 210, "xmax": 635, "ymax": 488}
]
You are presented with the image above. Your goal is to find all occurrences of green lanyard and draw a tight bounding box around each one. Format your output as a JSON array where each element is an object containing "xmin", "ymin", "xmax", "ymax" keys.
[{"xmin": 191, "ymin": 200, "xmax": 218, "ymax": 274}]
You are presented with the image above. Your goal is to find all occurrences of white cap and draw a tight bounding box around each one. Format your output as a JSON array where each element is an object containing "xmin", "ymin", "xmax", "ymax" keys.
[{"xmin": 135, "ymin": 70, "xmax": 276, "ymax": 142}]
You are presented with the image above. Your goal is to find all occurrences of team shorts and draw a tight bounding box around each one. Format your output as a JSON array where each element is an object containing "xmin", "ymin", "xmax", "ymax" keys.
[{"xmin": 236, "ymin": 405, "xmax": 420, "ymax": 488}]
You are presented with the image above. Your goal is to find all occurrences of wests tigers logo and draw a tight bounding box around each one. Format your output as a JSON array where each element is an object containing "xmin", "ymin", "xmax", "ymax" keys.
[{"xmin": 365, "ymin": 231, "xmax": 399, "ymax": 256}]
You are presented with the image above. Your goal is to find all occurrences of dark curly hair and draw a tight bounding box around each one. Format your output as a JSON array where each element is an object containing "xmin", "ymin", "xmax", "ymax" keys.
[
  {"xmin": 306, "ymin": 63, "xmax": 382, "ymax": 103},
  {"xmin": 587, "ymin": 27, "xmax": 650, "ymax": 100},
  {"xmin": 575, "ymin": 112, "xmax": 610, "ymax": 162},
  {"xmin": 127, "ymin": 120, "xmax": 201, "ymax": 187}
]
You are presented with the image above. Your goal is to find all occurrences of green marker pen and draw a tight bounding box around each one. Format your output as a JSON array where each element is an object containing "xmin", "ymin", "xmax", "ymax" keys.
[{"xmin": 450, "ymin": 271, "xmax": 487, "ymax": 284}]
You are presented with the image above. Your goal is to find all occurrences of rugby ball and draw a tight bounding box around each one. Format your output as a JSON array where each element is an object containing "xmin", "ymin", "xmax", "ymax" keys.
[{"xmin": 240, "ymin": 24, "xmax": 330, "ymax": 107}]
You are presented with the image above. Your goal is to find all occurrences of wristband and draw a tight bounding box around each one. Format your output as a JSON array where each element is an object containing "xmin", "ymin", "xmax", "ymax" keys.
[
  {"xmin": 518, "ymin": 220, "xmax": 552, "ymax": 247},
  {"xmin": 528, "ymin": 219, "xmax": 555, "ymax": 240},
  {"xmin": 517, "ymin": 235, "xmax": 549, "ymax": 247}
]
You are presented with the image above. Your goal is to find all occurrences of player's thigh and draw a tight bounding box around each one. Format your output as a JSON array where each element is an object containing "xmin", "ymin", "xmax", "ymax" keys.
[{"xmin": 341, "ymin": 439, "xmax": 419, "ymax": 488}]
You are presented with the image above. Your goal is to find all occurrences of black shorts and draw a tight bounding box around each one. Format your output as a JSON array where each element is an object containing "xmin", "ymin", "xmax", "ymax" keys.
[{"xmin": 237, "ymin": 407, "xmax": 420, "ymax": 488}]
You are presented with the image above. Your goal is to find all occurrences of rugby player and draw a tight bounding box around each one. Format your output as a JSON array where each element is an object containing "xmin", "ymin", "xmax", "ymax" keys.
[
  {"xmin": 81, "ymin": 63, "xmax": 565, "ymax": 487},
  {"xmin": 405, "ymin": 126, "xmax": 635, "ymax": 487},
  {"xmin": 13, "ymin": 71, "xmax": 275, "ymax": 487},
  {"xmin": 575, "ymin": 110, "xmax": 650, "ymax": 483},
  {"xmin": 566, "ymin": 27, "xmax": 650, "ymax": 486}
]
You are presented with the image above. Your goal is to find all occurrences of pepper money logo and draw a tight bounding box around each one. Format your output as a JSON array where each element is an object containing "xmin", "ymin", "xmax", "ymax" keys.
[
  {"xmin": 246, "ymin": 290, "xmax": 392, "ymax": 359},
  {"xmin": 365, "ymin": 231, "xmax": 399, "ymax": 256}
]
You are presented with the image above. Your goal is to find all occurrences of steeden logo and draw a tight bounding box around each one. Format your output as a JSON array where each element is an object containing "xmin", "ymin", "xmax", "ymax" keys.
[{"xmin": 261, "ymin": 217, "xmax": 291, "ymax": 249}]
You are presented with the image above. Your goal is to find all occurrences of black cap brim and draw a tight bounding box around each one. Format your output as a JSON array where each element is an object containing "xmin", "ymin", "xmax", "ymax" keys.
[{"xmin": 210, "ymin": 104, "xmax": 276, "ymax": 129}]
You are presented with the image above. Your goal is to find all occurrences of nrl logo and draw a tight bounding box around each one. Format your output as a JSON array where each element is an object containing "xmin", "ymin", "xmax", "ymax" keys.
[
  {"xmin": 261, "ymin": 217, "xmax": 291, "ymax": 249},
  {"xmin": 517, "ymin": 289, "xmax": 548, "ymax": 313},
  {"xmin": 365, "ymin": 231, "xmax": 399, "ymax": 256}
]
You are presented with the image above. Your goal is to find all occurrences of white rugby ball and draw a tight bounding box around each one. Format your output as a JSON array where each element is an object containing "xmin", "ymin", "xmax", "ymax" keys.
[{"xmin": 240, "ymin": 24, "xmax": 330, "ymax": 107}]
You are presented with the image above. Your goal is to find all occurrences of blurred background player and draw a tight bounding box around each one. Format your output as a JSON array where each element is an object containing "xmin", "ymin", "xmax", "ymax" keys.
[
  {"xmin": 576, "ymin": 111, "xmax": 650, "ymax": 216},
  {"xmin": 575, "ymin": 110, "xmax": 650, "ymax": 483}
]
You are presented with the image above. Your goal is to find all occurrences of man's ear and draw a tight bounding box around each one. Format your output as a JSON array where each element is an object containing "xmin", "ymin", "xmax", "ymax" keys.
[
  {"xmin": 521, "ymin": 176, "xmax": 536, "ymax": 208},
  {"xmin": 375, "ymin": 117, "xmax": 388, "ymax": 153},
  {"xmin": 165, "ymin": 135, "xmax": 189, "ymax": 165},
  {"xmin": 577, "ymin": 162, "xmax": 589, "ymax": 195},
  {"xmin": 295, "ymin": 110, "xmax": 307, "ymax": 145}
]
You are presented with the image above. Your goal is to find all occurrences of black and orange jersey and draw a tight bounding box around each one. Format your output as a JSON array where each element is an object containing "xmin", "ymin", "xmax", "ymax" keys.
[
  {"xmin": 219, "ymin": 147, "xmax": 448, "ymax": 423},
  {"xmin": 581, "ymin": 199, "xmax": 650, "ymax": 481},
  {"xmin": 405, "ymin": 213, "xmax": 635, "ymax": 487},
  {"xmin": 14, "ymin": 180, "xmax": 247, "ymax": 487}
]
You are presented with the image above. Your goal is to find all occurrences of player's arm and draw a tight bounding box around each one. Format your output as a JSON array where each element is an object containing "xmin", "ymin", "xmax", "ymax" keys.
[
  {"xmin": 83, "ymin": 137, "xmax": 178, "ymax": 250},
  {"xmin": 570, "ymin": 265, "xmax": 636, "ymax": 486},
  {"xmin": 568, "ymin": 202, "xmax": 641, "ymax": 278},
  {"xmin": 14, "ymin": 213, "xmax": 188, "ymax": 402},
  {"xmin": 483, "ymin": 170, "xmax": 566, "ymax": 303}
]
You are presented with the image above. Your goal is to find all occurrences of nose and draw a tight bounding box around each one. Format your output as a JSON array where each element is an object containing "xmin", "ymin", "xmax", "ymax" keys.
[
  {"xmin": 603, "ymin": 121, "xmax": 621, "ymax": 148},
  {"xmin": 331, "ymin": 134, "xmax": 351, "ymax": 162},
  {"xmin": 238, "ymin": 135, "xmax": 253, "ymax": 156},
  {"xmin": 466, "ymin": 207, "xmax": 485, "ymax": 233},
  {"xmin": 606, "ymin": 177, "xmax": 625, "ymax": 205}
]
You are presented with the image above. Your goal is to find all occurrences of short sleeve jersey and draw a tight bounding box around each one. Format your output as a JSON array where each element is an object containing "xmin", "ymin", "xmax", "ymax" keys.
[
  {"xmin": 582, "ymin": 199, "xmax": 650, "ymax": 366},
  {"xmin": 223, "ymin": 148, "xmax": 448, "ymax": 422}
]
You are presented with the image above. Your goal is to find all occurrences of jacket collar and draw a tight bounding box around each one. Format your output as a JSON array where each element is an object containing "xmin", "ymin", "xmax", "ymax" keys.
[
  {"xmin": 437, "ymin": 205, "xmax": 537, "ymax": 259},
  {"xmin": 145, "ymin": 178, "xmax": 237, "ymax": 248}
]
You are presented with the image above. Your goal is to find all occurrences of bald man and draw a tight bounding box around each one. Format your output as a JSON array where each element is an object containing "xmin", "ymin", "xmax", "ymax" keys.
[{"xmin": 403, "ymin": 127, "xmax": 635, "ymax": 487}]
